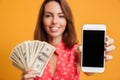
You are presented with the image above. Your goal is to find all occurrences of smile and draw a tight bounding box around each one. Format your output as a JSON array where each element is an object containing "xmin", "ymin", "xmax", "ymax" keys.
[{"xmin": 50, "ymin": 27, "xmax": 59, "ymax": 32}]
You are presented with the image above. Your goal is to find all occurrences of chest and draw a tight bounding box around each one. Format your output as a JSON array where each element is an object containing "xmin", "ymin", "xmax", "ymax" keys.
[{"xmin": 49, "ymin": 51, "xmax": 76, "ymax": 75}]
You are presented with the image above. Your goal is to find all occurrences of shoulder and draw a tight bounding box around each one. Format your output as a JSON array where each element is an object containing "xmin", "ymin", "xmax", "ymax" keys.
[{"xmin": 70, "ymin": 44, "xmax": 79, "ymax": 52}]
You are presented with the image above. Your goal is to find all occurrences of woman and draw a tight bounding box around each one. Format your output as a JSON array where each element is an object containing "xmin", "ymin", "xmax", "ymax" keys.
[{"xmin": 22, "ymin": 0, "xmax": 115, "ymax": 80}]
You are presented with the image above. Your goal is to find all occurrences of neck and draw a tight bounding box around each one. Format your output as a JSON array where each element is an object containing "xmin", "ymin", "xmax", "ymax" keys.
[{"xmin": 48, "ymin": 37, "xmax": 62, "ymax": 47}]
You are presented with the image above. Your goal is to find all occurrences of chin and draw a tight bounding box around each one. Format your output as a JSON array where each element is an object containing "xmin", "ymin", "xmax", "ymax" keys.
[{"xmin": 49, "ymin": 34, "xmax": 62, "ymax": 38}]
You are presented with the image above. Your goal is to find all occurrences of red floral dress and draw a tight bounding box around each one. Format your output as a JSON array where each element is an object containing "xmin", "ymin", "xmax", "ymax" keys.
[{"xmin": 35, "ymin": 42, "xmax": 80, "ymax": 80}]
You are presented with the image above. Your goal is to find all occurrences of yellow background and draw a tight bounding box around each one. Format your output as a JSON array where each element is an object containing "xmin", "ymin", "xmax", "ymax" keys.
[{"xmin": 0, "ymin": 0, "xmax": 120, "ymax": 80}]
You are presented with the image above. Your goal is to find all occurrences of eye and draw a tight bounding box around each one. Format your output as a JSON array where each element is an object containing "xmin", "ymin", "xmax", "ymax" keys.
[
  {"xmin": 44, "ymin": 14, "xmax": 52, "ymax": 18},
  {"xmin": 59, "ymin": 15, "xmax": 65, "ymax": 18}
]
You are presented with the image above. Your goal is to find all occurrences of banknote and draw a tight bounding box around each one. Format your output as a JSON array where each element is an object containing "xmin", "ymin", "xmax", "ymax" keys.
[
  {"xmin": 9, "ymin": 40, "xmax": 56, "ymax": 76},
  {"xmin": 31, "ymin": 42, "xmax": 55, "ymax": 76}
]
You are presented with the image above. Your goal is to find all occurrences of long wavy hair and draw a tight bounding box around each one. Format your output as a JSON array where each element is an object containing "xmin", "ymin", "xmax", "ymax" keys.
[{"xmin": 34, "ymin": 0, "xmax": 78, "ymax": 49}]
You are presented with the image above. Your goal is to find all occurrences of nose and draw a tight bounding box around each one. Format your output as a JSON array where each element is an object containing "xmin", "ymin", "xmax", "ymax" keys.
[{"xmin": 52, "ymin": 16, "xmax": 58, "ymax": 24}]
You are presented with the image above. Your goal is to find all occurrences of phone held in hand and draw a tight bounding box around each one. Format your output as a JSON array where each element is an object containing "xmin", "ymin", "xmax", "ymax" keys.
[{"xmin": 81, "ymin": 24, "xmax": 106, "ymax": 73}]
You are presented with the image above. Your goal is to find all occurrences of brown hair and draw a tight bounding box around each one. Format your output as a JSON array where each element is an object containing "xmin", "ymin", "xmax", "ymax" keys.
[{"xmin": 34, "ymin": 0, "xmax": 78, "ymax": 49}]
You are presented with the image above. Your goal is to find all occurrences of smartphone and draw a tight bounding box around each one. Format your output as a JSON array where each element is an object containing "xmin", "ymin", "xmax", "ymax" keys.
[{"xmin": 81, "ymin": 24, "xmax": 106, "ymax": 73}]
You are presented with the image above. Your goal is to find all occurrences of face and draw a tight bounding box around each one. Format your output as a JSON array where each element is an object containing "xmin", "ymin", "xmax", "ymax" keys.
[{"xmin": 43, "ymin": 1, "xmax": 67, "ymax": 39}]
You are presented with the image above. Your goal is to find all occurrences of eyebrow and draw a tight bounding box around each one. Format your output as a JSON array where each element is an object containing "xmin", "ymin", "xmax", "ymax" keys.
[{"xmin": 44, "ymin": 11, "xmax": 64, "ymax": 15}]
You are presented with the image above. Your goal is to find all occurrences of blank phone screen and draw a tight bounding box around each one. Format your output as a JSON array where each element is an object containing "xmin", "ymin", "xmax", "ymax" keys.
[{"xmin": 82, "ymin": 30, "xmax": 105, "ymax": 67}]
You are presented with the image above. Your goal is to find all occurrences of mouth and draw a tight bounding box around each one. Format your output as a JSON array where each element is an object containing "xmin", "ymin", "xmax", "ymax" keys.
[{"xmin": 50, "ymin": 27, "xmax": 60, "ymax": 32}]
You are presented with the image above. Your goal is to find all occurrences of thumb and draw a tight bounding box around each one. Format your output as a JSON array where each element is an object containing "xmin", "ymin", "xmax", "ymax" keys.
[{"xmin": 76, "ymin": 45, "xmax": 82, "ymax": 53}]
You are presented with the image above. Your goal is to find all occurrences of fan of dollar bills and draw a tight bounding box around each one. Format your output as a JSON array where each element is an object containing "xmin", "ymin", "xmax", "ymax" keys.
[{"xmin": 9, "ymin": 40, "xmax": 56, "ymax": 76}]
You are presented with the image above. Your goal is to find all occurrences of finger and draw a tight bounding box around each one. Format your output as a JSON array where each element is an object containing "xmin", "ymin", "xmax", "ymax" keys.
[
  {"xmin": 105, "ymin": 38, "xmax": 114, "ymax": 46},
  {"xmin": 105, "ymin": 35, "xmax": 110, "ymax": 41},
  {"xmin": 22, "ymin": 69, "xmax": 38, "ymax": 78},
  {"xmin": 104, "ymin": 55, "xmax": 113, "ymax": 61},
  {"xmin": 78, "ymin": 46, "xmax": 82, "ymax": 52},
  {"xmin": 105, "ymin": 45, "xmax": 115, "ymax": 53},
  {"xmin": 22, "ymin": 68, "xmax": 33, "ymax": 76},
  {"xmin": 22, "ymin": 74, "xmax": 35, "ymax": 80},
  {"xmin": 75, "ymin": 46, "xmax": 82, "ymax": 63},
  {"xmin": 24, "ymin": 68, "xmax": 33, "ymax": 72},
  {"xmin": 76, "ymin": 45, "xmax": 82, "ymax": 53}
]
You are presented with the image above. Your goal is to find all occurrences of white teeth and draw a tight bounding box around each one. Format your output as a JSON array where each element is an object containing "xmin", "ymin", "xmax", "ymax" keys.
[{"xmin": 50, "ymin": 27, "xmax": 59, "ymax": 31}]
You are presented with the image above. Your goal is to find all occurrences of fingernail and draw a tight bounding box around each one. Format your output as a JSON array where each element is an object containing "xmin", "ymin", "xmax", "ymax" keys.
[
  {"xmin": 106, "ymin": 55, "xmax": 113, "ymax": 60},
  {"xmin": 108, "ymin": 56, "xmax": 113, "ymax": 60}
]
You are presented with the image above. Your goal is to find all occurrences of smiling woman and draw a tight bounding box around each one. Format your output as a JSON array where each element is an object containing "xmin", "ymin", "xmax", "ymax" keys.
[
  {"xmin": 21, "ymin": 0, "xmax": 115, "ymax": 80},
  {"xmin": 23, "ymin": 0, "xmax": 80, "ymax": 80},
  {"xmin": 43, "ymin": 1, "xmax": 67, "ymax": 41},
  {"xmin": 34, "ymin": 0, "xmax": 77, "ymax": 48},
  {"xmin": 0, "ymin": 0, "xmax": 119, "ymax": 80}
]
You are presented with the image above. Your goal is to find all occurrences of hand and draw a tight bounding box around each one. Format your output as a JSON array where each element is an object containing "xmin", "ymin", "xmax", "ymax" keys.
[
  {"xmin": 21, "ymin": 68, "xmax": 37, "ymax": 80},
  {"xmin": 75, "ymin": 35, "xmax": 115, "ymax": 76},
  {"xmin": 104, "ymin": 35, "xmax": 115, "ymax": 61},
  {"xmin": 76, "ymin": 35, "xmax": 115, "ymax": 62}
]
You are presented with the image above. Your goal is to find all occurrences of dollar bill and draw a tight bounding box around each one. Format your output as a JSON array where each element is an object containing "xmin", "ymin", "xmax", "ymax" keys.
[
  {"xmin": 31, "ymin": 42, "xmax": 56, "ymax": 76},
  {"xmin": 9, "ymin": 40, "xmax": 56, "ymax": 77}
]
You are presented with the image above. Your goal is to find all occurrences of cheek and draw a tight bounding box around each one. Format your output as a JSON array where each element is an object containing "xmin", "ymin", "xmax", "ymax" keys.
[
  {"xmin": 43, "ymin": 19, "xmax": 49, "ymax": 33},
  {"xmin": 43, "ymin": 20, "xmax": 52, "ymax": 34},
  {"xmin": 43, "ymin": 18, "xmax": 49, "ymax": 27},
  {"xmin": 61, "ymin": 20, "xmax": 67, "ymax": 29}
]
